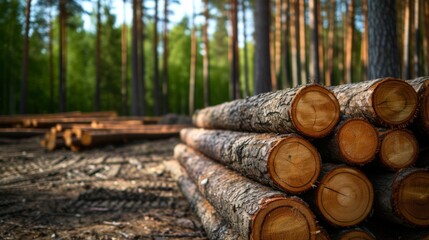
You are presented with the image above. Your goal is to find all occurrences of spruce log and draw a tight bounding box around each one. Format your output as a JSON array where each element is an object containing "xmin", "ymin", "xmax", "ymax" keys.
[
  {"xmin": 164, "ymin": 160, "xmax": 241, "ymax": 240},
  {"xmin": 174, "ymin": 144, "xmax": 317, "ymax": 240},
  {"xmin": 180, "ymin": 128, "xmax": 321, "ymax": 193},
  {"xmin": 376, "ymin": 128, "xmax": 418, "ymax": 171},
  {"xmin": 371, "ymin": 168, "xmax": 429, "ymax": 227},
  {"xmin": 0, "ymin": 128, "xmax": 46, "ymax": 138},
  {"xmin": 314, "ymin": 119, "xmax": 378, "ymax": 165},
  {"xmin": 311, "ymin": 164, "xmax": 374, "ymax": 227},
  {"xmin": 333, "ymin": 227, "xmax": 375, "ymax": 240},
  {"xmin": 330, "ymin": 78, "xmax": 418, "ymax": 127},
  {"xmin": 193, "ymin": 84, "xmax": 340, "ymax": 138},
  {"xmin": 407, "ymin": 77, "xmax": 429, "ymax": 134}
]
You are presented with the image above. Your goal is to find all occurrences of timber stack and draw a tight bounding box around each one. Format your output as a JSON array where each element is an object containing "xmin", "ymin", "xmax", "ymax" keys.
[
  {"xmin": 171, "ymin": 77, "xmax": 429, "ymax": 240},
  {"xmin": 0, "ymin": 111, "xmax": 190, "ymax": 151}
]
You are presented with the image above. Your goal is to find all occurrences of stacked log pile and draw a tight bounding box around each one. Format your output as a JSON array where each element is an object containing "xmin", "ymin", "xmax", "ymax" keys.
[
  {"xmin": 0, "ymin": 111, "xmax": 189, "ymax": 151},
  {"xmin": 171, "ymin": 77, "xmax": 429, "ymax": 239}
]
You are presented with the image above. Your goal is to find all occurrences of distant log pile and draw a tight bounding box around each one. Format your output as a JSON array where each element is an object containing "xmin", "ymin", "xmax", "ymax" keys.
[
  {"xmin": 169, "ymin": 78, "xmax": 429, "ymax": 239},
  {"xmin": 0, "ymin": 111, "xmax": 189, "ymax": 151}
]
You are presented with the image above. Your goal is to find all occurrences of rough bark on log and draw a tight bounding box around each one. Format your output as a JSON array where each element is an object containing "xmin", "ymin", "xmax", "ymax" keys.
[
  {"xmin": 0, "ymin": 128, "xmax": 46, "ymax": 138},
  {"xmin": 174, "ymin": 144, "xmax": 317, "ymax": 240},
  {"xmin": 193, "ymin": 84, "xmax": 340, "ymax": 138},
  {"xmin": 407, "ymin": 77, "xmax": 429, "ymax": 134},
  {"xmin": 180, "ymin": 128, "xmax": 321, "ymax": 194},
  {"xmin": 333, "ymin": 227, "xmax": 375, "ymax": 240},
  {"xmin": 376, "ymin": 128, "xmax": 418, "ymax": 171},
  {"xmin": 329, "ymin": 78, "xmax": 418, "ymax": 127},
  {"xmin": 370, "ymin": 168, "xmax": 429, "ymax": 227},
  {"xmin": 164, "ymin": 160, "xmax": 241, "ymax": 240},
  {"xmin": 314, "ymin": 119, "xmax": 378, "ymax": 166},
  {"xmin": 309, "ymin": 164, "xmax": 374, "ymax": 227}
]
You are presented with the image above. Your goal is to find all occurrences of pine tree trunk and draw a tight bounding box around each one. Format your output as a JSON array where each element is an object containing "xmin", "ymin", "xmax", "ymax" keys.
[
  {"xmin": 254, "ymin": 0, "xmax": 272, "ymax": 94},
  {"xmin": 290, "ymin": 0, "xmax": 299, "ymax": 86},
  {"xmin": 154, "ymin": 0, "xmax": 160, "ymax": 115},
  {"xmin": 299, "ymin": 0, "xmax": 307, "ymax": 84},
  {"xmin": 95, "ymin": 0, "xmax": 101, "ymax": 111},
  {"xmin": 308, "ymin": 164, "xmax": 374, "ymax": 227},
  {"xmin": 174, "ymin": 144, "xmax": 317, "ymax": 240},
  {"xmin": 402, "ymin": 0, "xmax": 411, "ymax": 80},
  {"xmin": 424, "ymin": 0, "xmax": 429, "ymax": 75},
  {"xmin": 413, "ymin": 0, "xmax": 420, "ymax": 77},
  {"xmin": 49, "ymin": 2, "xmax": 54, "ymax": 112},
  {"xmin": 316, "ymin": 0, "xmax": 323, "ymax": 83},
  {"xmin": 370, "ymin": 168, "xmax": 429, "ymax": 227},
  {"xmin": 164, "ymin": 160, "xmax": 241, "ymax": 240},
  {"xmin": 282, "ymin": 0, "xmax": 290, "ymax": 88},
  {"xmin": 361, "ymin": 0, "xmax": 368, "ymax": 81},
  {"xmin": 309, "ymin": 0, "xmax": 319, "ymax": 83},
  {"xmin": 230, "ymin": 0, "xmax": 239, "ymax": 99},
  {"xmin": 344, "ymin": 0, "xmax": 354, "ymax": 84},
  {"xmin": 59, "ymin": 0, "xmax": 67, "ymax": 112},
  {"xmin": 275, "ymin": 0, "xmax": 282, "ymax": 82},
  {"xmin": 193, "ymin": 84, "xmax": 340, "ymax": 138},
  {"xmin": 162, "ymin": 0, "xmax": 169, "ymax": 114},
  {"xmin": 138, "ymin": 0, "xmax": 146, "ymax": 116},
  {"xmin": 189, "ymin": 0, "xmax": 196, "ymax": 114},
  {"xmin": 375, "ymin": 128, "xmax": 418, "ymax": 171},
  {"xmin": 131, "ymin": 0, "xmax": 140, "ymax": 115},
  {"xmin": 20, "ymin": 0, "xmax": 31, "ymax": 114},
  {"xmin": 368, "ymin": 0, "xmax": 401, "ymax": 79},
  {"xmin": 203, "ymin": 0, "xmax": 210, "ymax": 105},
  {"xmin": 324, "ymin": 0, "xmax": 335, "ymax": 86},
  {"xmin": 180, "ymin": 128, "xmax": 321, "ymax": 193},
  {"xmin": 407, "ymin": 77, "xmax": 429, "ymax": 134},
  {"xmin": 314, "ymin": 118, "xmax": 378, "ymax": 166},
  {"xmin": 329, "ymin": 78, "xmax": 417, "ymax": 127},
  {"xmin": 121, "ymin": 0, "xmax": 128, "ymax": 115}
]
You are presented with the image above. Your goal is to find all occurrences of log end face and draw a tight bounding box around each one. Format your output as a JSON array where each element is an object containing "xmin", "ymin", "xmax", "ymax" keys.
[
  {"xmin": 338, "ymin": 119, "xmax": 378, "ymax": 165},
  {"xmin": 336, "ymin": 229, "xmax": 375, "ymax": 240},
  {"xmin": 396, "ymin": 169, "xmax": 429, "ymax": 227},
  {"xmin": 380, "ymin": 130, "xmax": 418, "ymax": 171},
  {"xmin": 317, "ymin": 167, "xmax": 373, "ymax": 227},
  {"xmin": 291, "ymin": 85, "xmax": 340, "ymax": 138},
  {"xmin": 269, "ymin": 136, "xmax": 321, "ymax": 194},
  {"xmin": 80, "ymin": 132, "xmax": 92, "ymax": 146},
  {"xmin": 252, "ymin": 197, "xmax": 317, "ymax": 240},
  {"xmin": 372, "ymin": 79, "xmax": 418, "ymax": 126}
]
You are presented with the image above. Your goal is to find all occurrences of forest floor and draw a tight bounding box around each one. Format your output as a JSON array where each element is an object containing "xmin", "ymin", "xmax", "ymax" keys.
[{"xmin": 0, "ymin": 137, "xmax": 206, "ymax": 240}]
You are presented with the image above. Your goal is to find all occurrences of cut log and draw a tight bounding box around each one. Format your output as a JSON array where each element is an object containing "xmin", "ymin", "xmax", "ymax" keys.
[
  {"xmin": 0, "ymin": 128, "xmax": 46, "ymax": 138},
  {"xmin": 193, "ymin": 84, "xmax": 340, "ymax": 138},
  {"xmin": 174, "ymin": 144, "xmax": 317, "ymax": 240},
  {"xmin": 164, "ymin": 160, "xmax": 241, "ymax": 240},
  {"xmin": 314, "ymin": 119, "xmax": 378, "ymax": 165},
  {"xmin": 376, "ymin": 128, "xmax": 418, "ymax": 171},
  {"xmin": 0, "ymin": 111, "xmax": 81, "ymax": 127},
  {"xmin": 315, "ymin": 226, "xmax": 330, "ymax": 240},
  {"xmin": 330, "ymin": 78, "xmax": 418, "ymax": 127},
  {"xmin": 407, "ymin": 77, "xmax": 429, "ymax": 134},
  {"xmin": 333, "ymin": 227, "xmax": 375, "ymax": 240},
  {"xmin": 46, "ymin": 132, "xmax": 65, "ymax": 151},
  {"xmin": 310, "ymin": 164, "xmax": 374, "ymax": 227},
  {"xmin": 371, "ymin": 168, "xmax": 429, "ymax": 227},
  {"xmin": 180, "ymin": 128, "xmax": 321, "ymax": 194}
]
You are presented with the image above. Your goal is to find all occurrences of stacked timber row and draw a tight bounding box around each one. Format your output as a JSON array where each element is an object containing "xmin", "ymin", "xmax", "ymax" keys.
[
  {"xmin": 171, "ymin": 78, "xmax": 429, "ymax": 239},
  {"xmin": 0, "ymin": 111, "xmax": 190, "ymax": 151}
]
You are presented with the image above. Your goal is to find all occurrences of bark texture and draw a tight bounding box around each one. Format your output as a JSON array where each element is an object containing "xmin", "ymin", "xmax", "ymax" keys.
[
  {"xmin": 370, "ymin": 168, "xmax": 429, "ymax": 227},
  {"xmin": 407, "ymin": 77, "xmax": 429, "ymax": 134},
  {"xmin": 164, "ymin": 160, "xmax": 240, "ymax": 240},
  {"xmin": 306, "ymin": 164, "xmax": 374, "ymax": 227},
  {"xmin": 329, "ymin": 78, "xmax": 417, "ymax": 127},
  {"xmin": 180, "ymin": 128, "xmax": 321, "ymax": 193},
  {"xmin": 193, "ymin": 84, "xmax": 340, "ymax": 138},
  {"xmin": 254, "ymin": 0, "xmax": 272, "ymax": 94},
  {"xmin": 368, "ymin": 0, "xmax": 401, "ymax": 79},
  {"xmin": 174, "ymin": 144, "xmax": 317, "ymax": 240},
  {"xmin": 314, "ymin": 118, "xmax": 378, "ymax": 166}
]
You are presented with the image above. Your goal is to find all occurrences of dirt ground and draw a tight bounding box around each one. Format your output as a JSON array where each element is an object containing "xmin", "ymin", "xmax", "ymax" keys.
[{"xmin": 0, "ymin": 137, "xmax": 207, "ymax": 240}]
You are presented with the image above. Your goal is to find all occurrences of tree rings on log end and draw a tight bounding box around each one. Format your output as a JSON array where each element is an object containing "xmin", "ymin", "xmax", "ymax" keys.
[
  {"xmin": 291, "ymin": 85, "xmax": 340, "ymax": 138},
  {"xmin": 336, "ymin": 229, "xmax": 375, "ymax": 240},
  {"xmin": 268, "ymin": 136, "xmax": 321, "ymax": 194},
  {"xmin": 317, "ymin": 166, "xmax": 373, "ymax": 227},
  {"xmin": 337, "ymin": 119, "xmax": 378, "ymax": 165},
  {"xmin": 80, "ymin": 132, "xmax": 92, "ymax": 146},
  {"xmin": 393, "ymin": 169, "xmax": 429, "ymax": 227},
  {"xmin": 380, "ymin": 129, "xmax": 418, "ymax": 171},
  {"xmin": 252, "ymin": 196, "xmax": 317, "ymax": 240},
  {"xmin": 372, "ymin": 79, "xmax": 417, "ymax": 126}
]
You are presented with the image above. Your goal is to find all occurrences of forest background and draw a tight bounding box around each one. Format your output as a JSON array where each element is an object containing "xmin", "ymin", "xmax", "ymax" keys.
[{"xmin": 1, "ymin": 0, "xmax": 428, "ymax": 116}]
